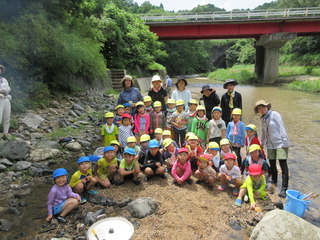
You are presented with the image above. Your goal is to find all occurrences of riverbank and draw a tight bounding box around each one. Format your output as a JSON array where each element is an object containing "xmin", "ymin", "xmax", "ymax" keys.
[{"xmin": 1, "ymin": 83, "xmax": 320, "ymax": 239}]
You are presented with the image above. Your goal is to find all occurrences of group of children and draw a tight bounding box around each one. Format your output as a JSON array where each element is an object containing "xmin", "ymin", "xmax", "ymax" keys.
[{"xmin": 47, "ymin": 80, "xmax": 270, "ymax": 223}]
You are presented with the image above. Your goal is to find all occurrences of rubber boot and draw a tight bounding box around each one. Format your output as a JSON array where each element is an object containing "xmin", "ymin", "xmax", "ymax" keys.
[
  {"xmin": 278, "ymin": 160, "xmax": 289, "ymax": 198},
  {"xmin": 269, "ymin": 159, "xmax": 277, "ymax": 184}
]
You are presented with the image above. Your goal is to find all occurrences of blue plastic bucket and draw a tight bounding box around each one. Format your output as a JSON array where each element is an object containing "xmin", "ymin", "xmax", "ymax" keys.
[{"xmin": 284, "ymin": 190, "xmax": 311, "ymax": 217}]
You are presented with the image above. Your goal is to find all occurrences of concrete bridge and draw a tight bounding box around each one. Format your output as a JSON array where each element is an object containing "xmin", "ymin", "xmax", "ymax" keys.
[{"xmin": 142, "ymin": 8, "xmax": 320, "ymax": 84}]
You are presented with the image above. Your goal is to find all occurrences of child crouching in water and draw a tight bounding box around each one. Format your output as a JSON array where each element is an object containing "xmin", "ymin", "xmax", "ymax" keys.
[
  {"xmin": 217, "ymin": 153, "xmax": 242, "ymax": 196},
  {"xmin": 46, "ymin": 168, "xmax": 80, "ymax": 223},
  {"xmin": 172, "ymin": 148, "xmax": 192, "ymax": 185},
  {"xmin": 118, "ymin": 148, "xmax": 143, "ymax": 185},
  {"xmin": 195, "ymin": 154, "xmax": 216, "ymax": 190},
  {"xmin": 69, "ymin": 156, "xmax": 97, "ymax": 203},
  {"xmin": 143, "ymin": 139, "xmax": 167, "ymax": 181},
  {"xmin": 235, "ymin": 164, "xmax": 267, "ymax": 209}
]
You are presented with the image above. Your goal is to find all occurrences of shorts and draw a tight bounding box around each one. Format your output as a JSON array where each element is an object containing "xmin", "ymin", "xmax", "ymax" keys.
[
  {"xmin": 52, "ymin": 200, "xmax": 66, "ymax": 215},
  {"xmin": 98, "ymin": 174, "xmax": 111, "ymax": 180},
  {"xmin": 267, "ymin": 148, "xmax": 288, "ymax": 160}
]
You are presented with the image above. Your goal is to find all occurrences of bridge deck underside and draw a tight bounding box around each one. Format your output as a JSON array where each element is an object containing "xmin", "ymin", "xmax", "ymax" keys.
[{"xmin": 149, "ymin": 20, "xmax": 320, "ymax": 40}]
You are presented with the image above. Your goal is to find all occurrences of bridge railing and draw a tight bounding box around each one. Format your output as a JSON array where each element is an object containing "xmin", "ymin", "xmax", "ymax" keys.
[{"xmin": 141, "ymin": 7, "xmax": 320, "ymax": 22}]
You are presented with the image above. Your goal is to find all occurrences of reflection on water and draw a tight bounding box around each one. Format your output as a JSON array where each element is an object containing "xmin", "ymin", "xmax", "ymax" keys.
[{"xmin": 188, "ymin": 82, "xmax": 320, "ymax": 211}]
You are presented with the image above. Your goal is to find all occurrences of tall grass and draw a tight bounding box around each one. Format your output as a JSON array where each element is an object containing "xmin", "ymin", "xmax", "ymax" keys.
[
  {"xmin": 207, "ymin": 65, "xmax": 320, "ymax": 84},
  {"xmin": 287, "ymin": 80, "xmax": 320, "ymax": 93}
]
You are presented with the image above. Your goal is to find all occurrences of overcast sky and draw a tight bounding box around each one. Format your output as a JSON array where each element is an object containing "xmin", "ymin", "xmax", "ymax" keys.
[{"xmin": 134, "ymin": 0, "xmax": 275, "ymax": 12}]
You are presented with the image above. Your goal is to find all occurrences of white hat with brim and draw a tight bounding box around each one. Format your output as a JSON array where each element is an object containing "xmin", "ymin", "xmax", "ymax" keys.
[{"xmin": 254, "ymin": 100, "xmax": 271, "ymax": 113}]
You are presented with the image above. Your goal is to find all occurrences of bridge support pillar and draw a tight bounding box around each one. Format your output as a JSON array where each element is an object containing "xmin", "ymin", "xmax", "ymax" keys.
[{"xmin": 255, "ymin": 33, "xmax": 296, "ymax": 84}]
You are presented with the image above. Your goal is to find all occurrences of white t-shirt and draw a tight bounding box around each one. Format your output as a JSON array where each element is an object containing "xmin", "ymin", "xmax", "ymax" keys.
[
  {"xmin": 208, "ymin": 118, "xmax": 226, "ymax": 139},
  {"xmin": 219, "ymin": 164, "xmax": 241, "ymax": 179}
]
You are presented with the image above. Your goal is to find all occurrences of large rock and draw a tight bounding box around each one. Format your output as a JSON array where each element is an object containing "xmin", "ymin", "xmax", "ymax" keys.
[
  {"xmin": 87, "ymin": 194, "xmax": 116, "ymax": 206},
  {"xmin": 64, "ymin": 142, "xmax": 82, "ymax": 151},
  {"xmin": 21, "ymin": 113, "xmax": 45, "ymax": 130},
  {"xmin": 126, "ymin": 197, "xmax": 158, "ymax": 219},
  {"xmin": 13, "ymin": 161, "xmax": 32, "ymax": 171},
  {"xmin": 33, "ymin": 141, "xmax": 61, "ymax": 150},
  {"xmin": 0, "ymin": 219, "xmax": 13, "ymax": 231},
  {"xmin": 0, "ymin": 141, "xmax": 30, "ymax": 160},
  {"xmin": 250, "ymin": 209, "xmax": 320, "ymax": 240},
  {"xmin": 29, "ymin": 148, "xmax": 60, "ymax": 162}
]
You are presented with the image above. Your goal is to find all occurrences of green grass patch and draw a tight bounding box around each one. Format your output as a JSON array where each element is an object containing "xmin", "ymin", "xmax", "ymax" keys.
[
  {"xmin": 208, "ymin": 65, "xmax": 257, "ymax": 84},
  {"xmin": 287, "ymin": 80, "xmax": 320, "ymax": 93},
  {"xmin": 46, "ymin": 125, "xmax": 86, "ymax": 140}
]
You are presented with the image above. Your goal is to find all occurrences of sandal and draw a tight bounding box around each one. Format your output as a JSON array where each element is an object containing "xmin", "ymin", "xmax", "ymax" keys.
[
  {"xmin": 87, "ymin": 190, "xmax": 98, "ymax": 195},
  {"xmin": 232, "ymin": 188, "xmax": 239, "ymax": 196},
  {"xmin": 218, "ymin": 185, "xmax": 226, "ymax": 191},
  {"xmin": 235, "ymin": 198, "xmax": 242, "ymax": 207}
]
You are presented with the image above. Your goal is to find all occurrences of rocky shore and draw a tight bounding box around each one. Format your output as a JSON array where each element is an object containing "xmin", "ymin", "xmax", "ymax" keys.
[{"xmin": 0, "ymin": 92, "xmax": 319, "ymax": 240}]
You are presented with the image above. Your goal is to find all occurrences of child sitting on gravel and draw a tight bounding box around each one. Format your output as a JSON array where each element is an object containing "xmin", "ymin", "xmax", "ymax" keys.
[
  {"xmin": 118, "ymin": 148, "xmax": 143, "ymax": 186},
  {"xmin": 69, "ymin": 156, "xmax": 98, "ymax": 203},
  {"xmin": 46, "ymin": 168, "xmax": 80, "ymax": 223},
  {"xmin": 194, "ymin": 154, "xmax": 216, "ymax": 190},
  {"xmin": 217, "ymin": 153, "xmax": 242, "ymax": 196},
  {"xmin": 235, "ymin": 164, "xmax": 267, "ymax": 209},
  {"xmin": 162, "ymin": 138, "xmax": 179, "ymax": 172},
  {"xmin": 172, "ymin": 148, "xmax": 192, "ymax": 186},
  {"xmin": 101, "ymin": 112, "xmax": 118, "ymax": 147},
  {"xmin": 143, "ymin": 139, "xmax": 167, "ymax": 181},
  {"xmin": 94, "ymin": 146, "xmax": 118, "ymax": 188}
]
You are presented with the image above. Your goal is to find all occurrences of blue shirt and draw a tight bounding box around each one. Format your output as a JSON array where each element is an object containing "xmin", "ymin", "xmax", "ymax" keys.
[{"xmin": 166, "ymin": 77, "xmax": 172, "ymax": 87}]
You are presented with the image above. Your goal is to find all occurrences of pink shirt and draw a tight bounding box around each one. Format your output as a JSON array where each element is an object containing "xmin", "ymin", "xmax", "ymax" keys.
[{"xmin": 172, "ymin": 160, "xmax": 192, "ymax": 182}]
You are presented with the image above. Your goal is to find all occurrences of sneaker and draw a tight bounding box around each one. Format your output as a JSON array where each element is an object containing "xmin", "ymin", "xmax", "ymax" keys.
[
  {"xmin": 172, "ymin": 180, "xmax": 179, "ymax": 186},
  {"xmin": 278, "ymin": 189, "xmax": 286, "ymax": 198},
  {"xmin": 186, "ymin": 179, "xmax": 193, "ymax": 185},
  {"xmin": 56, "ymin": 216, "xmax": 67, "ymax": 223},
  {"xmin": 87, "ymin": 190, "xmax": 98, "ymax": 195},
  {"xmin": 80, "ymin": 197, "xmax": 87, "ymax": 204},
  {"xmin": 244, "ymin": 194, "xmax": 249, "ymax": 202},
  {"xmin": 160, "ymin": 174, "xmax": 167, "ymax": 179},
  {"xmin": 235, "ymin": 198, "xmax": 242, "ymax": 207},
  {"xmin": 133, "ymin": 179, "xmax": 141, "ymax": 185},
  {"xmin": 232, "ymin": 188, "xmax": 239, "ymax": 196},
  {"xmin": 218, "ymin": 185, "xmax": 226, "ymax": 191},
  {"xmin": 208, "ymin": 185, "xmax": 213, "ymax": 191},
  {"xmin": 195, "ymin": 180, "xmax": 203, "ymax": 184}
]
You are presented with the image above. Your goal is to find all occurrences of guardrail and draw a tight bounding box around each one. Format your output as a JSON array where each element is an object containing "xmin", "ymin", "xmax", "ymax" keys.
[{"xmin": 141, "ymin": 7, "xmax": 320, "ymax": 22}]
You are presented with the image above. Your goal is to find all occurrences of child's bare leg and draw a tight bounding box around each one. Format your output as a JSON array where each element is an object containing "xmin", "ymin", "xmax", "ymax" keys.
[
  {"xmin": 234, "ymin": 178, "xmax": 243, "ymax": 189},
  {"xmin": 195, "ymin": 170, "xmax": 204, "ymax": 180},
  {"xmin": 73, "ymin": 183, "xmax": 84, "ymax": 195},
  {"xmin": 238, "ymin": 188, "xmax": 247, "ymax": 200},
  {"xmin": 155, "ymin": 166, "xmax": 165, "ymax": 175},
  {"xmin": 207, "ymin": 175, "xmax": 215, "ymax": 186},
  {"xmin": 108, "ymin": 165, "xmax": 118, "ymax": 179},
  {"xmin": 144, "ymin": 167, "xmax": 154, "ymax": 176},
  {"xmin": 217, "ymin": 173, "xmax": 227, "ymax": 185},
  {"xmin": 85, "ymin": 178, "xmax": 97, "ymax": 191},
  {"xmin": 96, "ymin": 176, "xmax": 111, "ymax": 188},
  {"xmin": 60, "ymin": 198, "xmax": 79, "ymax": 217}
]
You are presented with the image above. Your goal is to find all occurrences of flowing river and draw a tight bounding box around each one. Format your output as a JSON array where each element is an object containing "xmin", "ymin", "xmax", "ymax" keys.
[
  {"xmin": 187, "ymin": 79, "xmax": 320, "ymax": 211},
  {"xmin": 2, "ymin": 79, "xmax": 320, "ymax": 239}
]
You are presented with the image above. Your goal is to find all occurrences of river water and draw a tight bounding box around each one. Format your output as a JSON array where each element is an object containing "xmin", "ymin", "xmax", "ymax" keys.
[
  {"xmin": 187, "ymin": 80, "xmax": 320, "ymax": 212},
  {"xmin": 2, "ymin": 80, "xmax": 320, "ymax": 239}
]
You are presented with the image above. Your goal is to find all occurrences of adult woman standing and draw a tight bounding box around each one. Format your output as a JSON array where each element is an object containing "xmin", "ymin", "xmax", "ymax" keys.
[
  {"xmin": 148, "ymin": 75, "xmax": 168, "ymax": 111},
  {"xmin": 0, "ymin": 64, "xmax": 11, "ymax": 140},
  {"xmin": 254, "ymin": 100, "xmax": 289, "ymax": 198},
  {"xmin": 171, "ymin": 76, "xmax": 192, "ymax": 111},
  {"xmin": 117, "ymin": 75, "xmax": 143, "ymax": 110}
]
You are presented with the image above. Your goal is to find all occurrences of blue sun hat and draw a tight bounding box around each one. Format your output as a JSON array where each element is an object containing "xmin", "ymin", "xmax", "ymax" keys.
[
  {"xmin": 104, "ymin": 146, "xmax": 115, "ymax": 153},
  {"xmin": 124, "ymin": 148, "xmax": 136, "ymax": 156},
  {"xmin": 148, "ymin": 139, "xmax": 159, "ymax": 148},
  {"xmin": 53, "ymin": 168, "xmax": 68, "ymax": 179},
  {"xmin": 124, "ymin": 102, "xmax": 131, "ymax": 108},
  {"xmin": 78, "ymin": 156, "xmax": 90, "ymax": 165}
]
